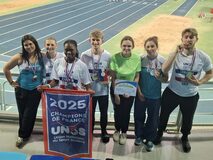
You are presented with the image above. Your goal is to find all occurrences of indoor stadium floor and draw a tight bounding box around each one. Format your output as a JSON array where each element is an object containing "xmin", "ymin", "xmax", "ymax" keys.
[{"xmin": 1, "ymin": 122, "xmax": 213, "ymax": 160}]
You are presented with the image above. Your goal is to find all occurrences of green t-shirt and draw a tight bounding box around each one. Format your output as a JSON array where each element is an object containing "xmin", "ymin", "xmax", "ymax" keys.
[{"xmin": 110, "ymin": 52, "xmax": 141, "ymax": 81}]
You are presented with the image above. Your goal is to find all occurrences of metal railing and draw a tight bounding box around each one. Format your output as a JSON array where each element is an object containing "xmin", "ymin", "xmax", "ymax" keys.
[{"xmin": 0, "ymin": 73, "xmax": 213, "ymax": 133}]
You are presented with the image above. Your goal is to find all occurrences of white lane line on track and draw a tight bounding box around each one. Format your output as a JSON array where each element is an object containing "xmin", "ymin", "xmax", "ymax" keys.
[
  {"xmin": 1, "ymin": 2, "xmax": 127, "ymax": 55},
  {"xmin": 184, "ymin": 0, "xmax": 199, "ymax": 16},
  {"xmin": 0, "ymin": 0, "xmax": 104, "ymax": 40},
  {"xmin": 101, "ymin": 0, "xmax": 168, "ymax": 46},
  {"xmin": 0, "ymin": 0, "xmax": 95, "ymax": 29},
  {"xmin": 0, "ymin": 0, "xmax": 80, "ymax": 23},
  {"xmin": 58, "ymin": 0, "xmax": 158, "ymax": 44},
  {"xmin": 169, "ymin": 0, "xmax": 190, "ymax": 15}
]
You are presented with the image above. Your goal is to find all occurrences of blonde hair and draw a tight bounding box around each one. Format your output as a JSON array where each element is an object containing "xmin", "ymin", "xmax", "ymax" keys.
[
  {"xmin": 45, "ymin": 37, "xmax": 57, "ymax": 43},
  {"xmin": 89, "ymin": 29, "xmax": 104, "ymax": 39}
]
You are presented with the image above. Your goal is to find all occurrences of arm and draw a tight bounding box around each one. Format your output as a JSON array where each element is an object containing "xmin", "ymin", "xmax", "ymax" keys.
[
  {"xmin": 37, "ymin": 79, "xmax": 59, "ymax": 91},
  {"xmin": 155, "ymin": 69, "xmax": 169, "ymax": 83},
  {"xmin": 187, "ymin": 69, "xmax": 213, "ymax": 86},
  {"xmin": 3, "ymin": 54, "xmax": 21, "ymax": 88},
  {"xmin": 110, "ymin": 70, "xmax": 120, "ymax": 105},
  {"xmin": 84, "ymin": 83, "xmax": 95, "ymax": 94},
  {"xmin": 162, "ymin": 45, "xmax": 181, "ymax": 74},
  {"xmin": 136, "ymin": 75, "xmax": 145, "ymax": 102}
]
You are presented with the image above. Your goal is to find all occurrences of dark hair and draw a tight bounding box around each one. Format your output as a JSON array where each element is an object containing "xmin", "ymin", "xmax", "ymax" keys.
[
  {"xmin": 144, "ymin": 36, "xmax": 158, "ymax": 48},
  {"xmin": 63, "ymin": 39, "xmax": 79, "ymax": 58},
  {"xmin": 21, "ymin": 34, "xmax": 42, "ymax": 63},
  {"xmin": 120, "ymin": 36, "xmax": 135, "ymax": 48},
  {"xmin": 182, "ymin": 28, "xmax": 198, "ymax": 38}
]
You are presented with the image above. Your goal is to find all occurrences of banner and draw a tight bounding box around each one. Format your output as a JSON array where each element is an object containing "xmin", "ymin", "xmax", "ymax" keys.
[{"xmin": 42, "ymin": 88, "xmax": 93, "ymax": 159}]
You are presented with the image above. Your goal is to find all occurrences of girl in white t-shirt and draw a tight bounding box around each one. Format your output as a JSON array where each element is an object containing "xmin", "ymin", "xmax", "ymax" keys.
[
  {"xmin": 39, "ymin": 39, "xmax": 92, "ymax": 91},
  {"xmin": 42, "ymin": 37, "xmax": 64, "ymax": 84}
]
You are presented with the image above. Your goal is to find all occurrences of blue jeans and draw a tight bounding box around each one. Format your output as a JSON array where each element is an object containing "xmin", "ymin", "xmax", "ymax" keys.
[{"xmin": 134, "ymin": 96, "xmax": 160, "ymax": 141}]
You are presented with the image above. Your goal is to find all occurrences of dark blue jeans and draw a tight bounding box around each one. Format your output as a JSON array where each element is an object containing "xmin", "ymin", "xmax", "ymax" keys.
[
  {"xmin": 134, "ymin": 96, "xmax": 161, "ymax": 141},
  {"xmin": 15, "ymin": 87, "xmax": 41, "ymax": 138}
]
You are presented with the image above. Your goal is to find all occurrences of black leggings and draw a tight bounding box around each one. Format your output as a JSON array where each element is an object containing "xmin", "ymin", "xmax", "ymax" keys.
[
  {"xmin": 158, "ymin": 87, "xmax": 199, "ymax": 136},
  {"xmin": 15, "ymin": 87, "xmax": 41, "ymax": 138}
]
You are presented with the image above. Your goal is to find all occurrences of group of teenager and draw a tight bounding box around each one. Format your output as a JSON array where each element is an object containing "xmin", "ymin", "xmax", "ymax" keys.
[{"xmin": 3, "ymin": 28, "xmax": 213, "ymax": 153}]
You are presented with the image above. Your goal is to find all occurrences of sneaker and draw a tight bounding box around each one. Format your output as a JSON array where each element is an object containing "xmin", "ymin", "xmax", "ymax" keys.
[
  {"xmin": 144, "ymin": 141, "xmax": 154, "ymax": 152},
  {"xmin": 153, "ymin": 133, "xmax": 162, "ymax": 145},
  {"xmin": 101, "ymin": 132, "xmax": 110, "ymax": 143},
  {"xmin": 113, "ymin": 130, "xmax": 120, "ymax": 142},
  {"xmin": 181, "ymin": 138, "xmax": 191, "ymax": 153},
  {"xmin": 16, "ymin": 137, "xmax": 24, "ymax": 148},
  {"xmin": 134, "ymin": 137, "xmax": 142, "ymax": 146},
  {"xmin": 119, "ymin": 133, "xmax": 127, "ymax": 145}
]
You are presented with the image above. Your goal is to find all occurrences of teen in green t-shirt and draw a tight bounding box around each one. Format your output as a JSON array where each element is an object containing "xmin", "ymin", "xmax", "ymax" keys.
[{"xmin": 110, "ymin": 36, "xmax": 141, "ymax": 145}]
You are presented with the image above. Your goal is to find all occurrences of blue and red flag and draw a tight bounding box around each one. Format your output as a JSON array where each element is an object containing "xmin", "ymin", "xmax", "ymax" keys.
[{"xmin": 42, "ymin": 88, "xmax": 93, "ymax": 160}]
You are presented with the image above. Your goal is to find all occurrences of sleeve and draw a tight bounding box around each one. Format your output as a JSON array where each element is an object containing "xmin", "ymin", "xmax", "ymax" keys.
[
  {"xmin": 202, "ymin": 53, "xmax": 213, "ymax": 72},
  {"xmin": 80, "ymin": 52, "xmax": 86, "ymax": 63},
  {"xmin": 136, "ymin": 56, "xmax": 141, "ymax": 72},
  {"xmin": 106, "ymin": 53, "xmax": 111, "ymax": 70},
  {"xmin": 80, "ymin": 62, "xmax": 92, "ymax": 85},
  {"xmin": 50, "ymin": 59, "xmax": 59, "ymax": 80},
  {"xmin": 109, "ymin": 55, "xmax": 116, "ymax": 71}
]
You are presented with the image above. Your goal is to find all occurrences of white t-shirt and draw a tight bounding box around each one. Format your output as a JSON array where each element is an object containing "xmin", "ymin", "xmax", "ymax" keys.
[
  {"xmin": 51, "ymin": 57, "xmax": 91, "ymax": 90},
  {"xmin": 168, "ymin": 49, "xmax": 212, "ymax": 97},
  {"xmin": 81, "ymin": 49, "xmax": 111, "ymax": 96},
  {"xmin": 43, "ymin": 52, "xmax": 64, "ymax": 83}
]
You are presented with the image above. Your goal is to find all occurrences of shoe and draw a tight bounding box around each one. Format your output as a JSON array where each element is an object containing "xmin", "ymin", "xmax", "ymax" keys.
[
  {"xmin": 134, "ymin": 137, "xmax": 142, "ymax": 146},
  {"xmin": 101, "ymin": 132, "xmax": 110, "ymax": 143},
  {"xmin": 153, "ymin": 133, "xmax": 162, "ymax": 145},
  {"xmin": 181, "ymin": 138, "xmax": 191, "ymax": 153},
  {"xmin": 119, "ymin": 133, "xmax": 127, "ymax": 145},
  {"xmin": 16, "ymin": 137, "xmax": 24, "ymax": 148},
  {"xmin": 144, "ymin": 141, "xmax": 154, "ymax": 152},
  {"xmin": 113, "ymin": 130, "xmax": 120, "ymax": 142}
]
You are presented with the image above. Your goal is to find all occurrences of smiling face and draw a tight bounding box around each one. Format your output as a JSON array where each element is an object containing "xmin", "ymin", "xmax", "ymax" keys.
[
  {"xmin": 45, "ymin": 39, "xmax": 57, "ymax": 54},
  {"xmin": 23, "ymin": 40, "xmax": 36, "ymax": 54},
  {"xmin": 120, "ymin": 40, "xmax": 134, "ymax": 57},
  {"xmin": 90, "ymin": 36, "xmax": 103, "ymax": 50},
  {"xmin": 145, "ymin": 40, "xmax": 158, "ymax": 58},
  {"xmin": 64, "ymin": 43, "xmax": 77, "ymax": 63},
  {"xmin": 181, "ymin": 32, "xmax": 198, "ymax": 50}
]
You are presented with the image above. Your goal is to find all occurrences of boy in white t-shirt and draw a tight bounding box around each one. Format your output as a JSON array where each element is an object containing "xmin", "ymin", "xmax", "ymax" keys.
[
  {"xmin": 81, "ymin": 29, "xmax": 111, "ymax": 143},
  {"xmin": 154, "ymin": 28, "xmax": 213, "ymax": 153}
]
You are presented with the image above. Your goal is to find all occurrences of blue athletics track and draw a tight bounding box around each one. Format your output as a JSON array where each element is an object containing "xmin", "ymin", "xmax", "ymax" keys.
[{"xmin": 0, "ymin": 0, "xmax": 213, "ymax": 124}]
